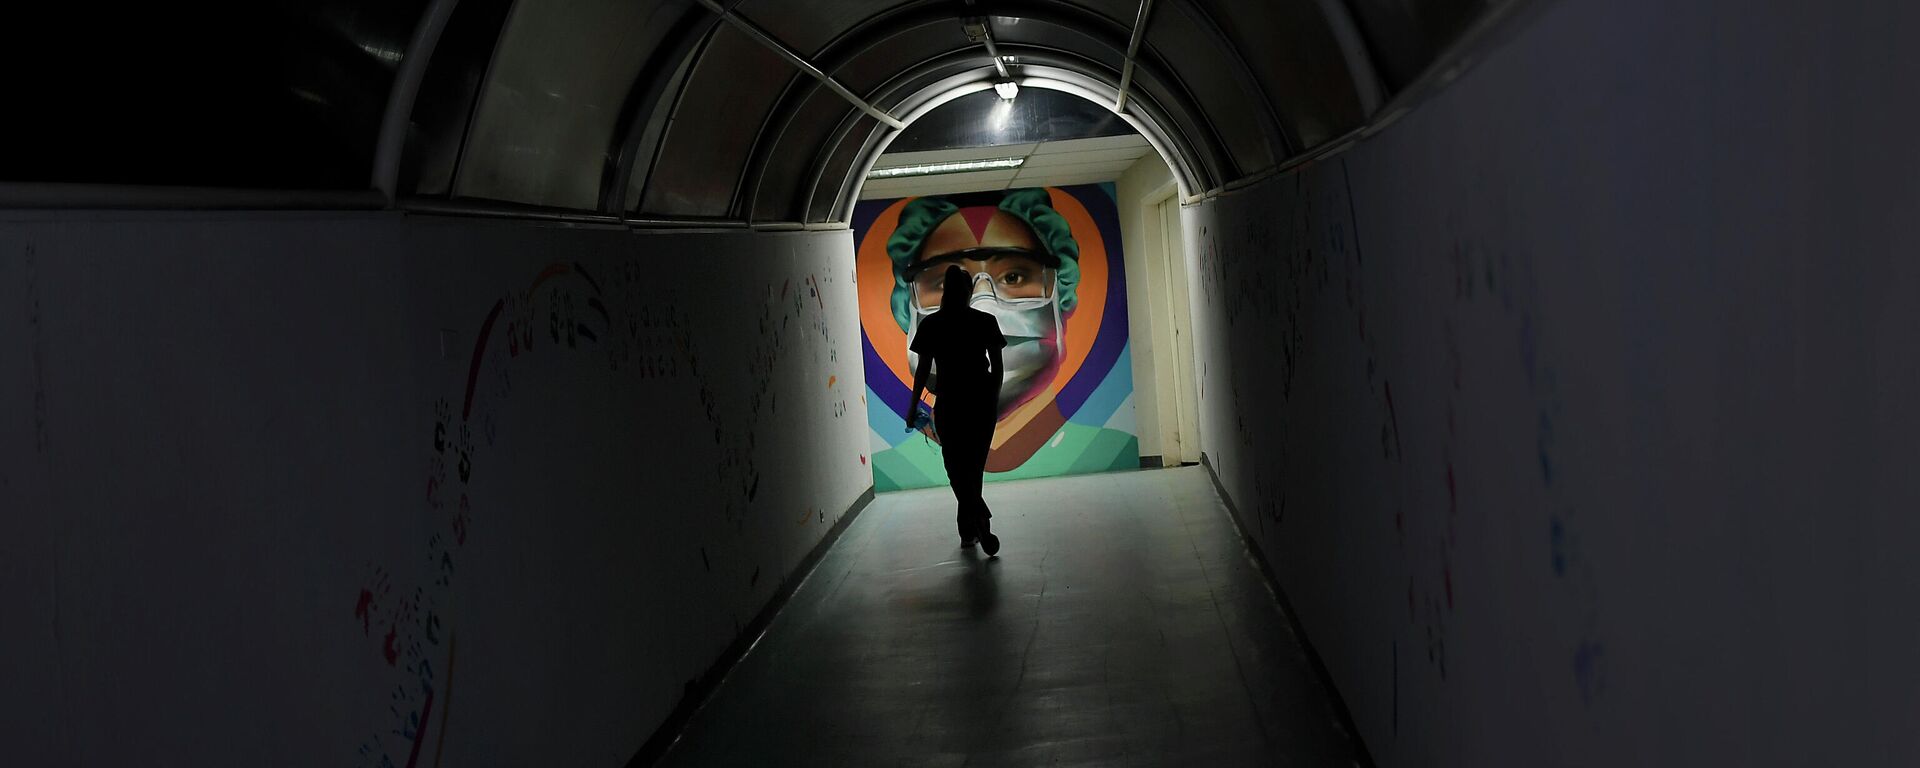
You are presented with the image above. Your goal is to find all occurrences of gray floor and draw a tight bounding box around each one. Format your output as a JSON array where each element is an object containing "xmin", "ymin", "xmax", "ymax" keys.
[{"xmin": 656, "ymin": 467, "xmax": 1363, "ymax": 767}]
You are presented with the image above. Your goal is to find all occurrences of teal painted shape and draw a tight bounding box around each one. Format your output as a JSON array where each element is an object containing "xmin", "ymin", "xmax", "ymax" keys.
[{"xmin": 866, "ymin": 384, "xmax": 907, "ymax": 448}]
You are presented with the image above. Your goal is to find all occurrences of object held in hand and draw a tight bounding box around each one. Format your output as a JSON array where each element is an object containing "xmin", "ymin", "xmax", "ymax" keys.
[{"xmin": 904, "ymin": 404, "xmax": 935, "ymax": 433}]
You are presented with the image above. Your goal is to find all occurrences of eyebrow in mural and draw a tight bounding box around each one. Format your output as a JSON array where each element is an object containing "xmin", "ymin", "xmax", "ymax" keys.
[{"xmin": 901, "ymin": 246, "xmax": 1063, "ymax": 281}]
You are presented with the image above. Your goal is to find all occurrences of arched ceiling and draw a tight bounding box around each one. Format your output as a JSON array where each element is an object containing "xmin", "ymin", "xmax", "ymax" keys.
[{"xmin": 3, "ymin": 0, "xmax": 1499, "ymax": 222}]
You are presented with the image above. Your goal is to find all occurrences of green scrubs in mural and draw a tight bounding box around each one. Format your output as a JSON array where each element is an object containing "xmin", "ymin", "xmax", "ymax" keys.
[{"xmin": 873, "ymin": 420, "xmax": 1140, "ymax": 490}]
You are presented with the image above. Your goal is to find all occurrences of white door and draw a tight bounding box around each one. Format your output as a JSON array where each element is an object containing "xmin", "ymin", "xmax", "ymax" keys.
[{"xmin": 1159, "ymin": 196, "xmax": 1202, "ymax": 464}]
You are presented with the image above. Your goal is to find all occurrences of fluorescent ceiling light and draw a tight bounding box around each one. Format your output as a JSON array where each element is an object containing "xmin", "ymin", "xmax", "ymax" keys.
[{"xmin": 867, "ymin": 157, "xmax": 1025, "ymax": 180}]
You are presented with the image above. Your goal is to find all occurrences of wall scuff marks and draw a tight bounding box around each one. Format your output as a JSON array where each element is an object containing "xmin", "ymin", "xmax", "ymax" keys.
[
  {"xmin": 0, "ymin": 215, "xmax": 868, "ymax": 766},
  {"xmin": 1180, "ymin": 0, "xmax": 1920, "ymax": 763},
  {"xmin": 345, "ymin": 226, "xmax": 866, "ymax": 767}
]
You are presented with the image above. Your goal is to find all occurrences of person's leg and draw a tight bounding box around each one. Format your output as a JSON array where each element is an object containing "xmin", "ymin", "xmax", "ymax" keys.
[
  {"xmin": 952, "ymin": 427, "xmax": 987, "ymax": 537},
  {"xmin": 973, "ymin": 415, "xmax": 994, "ymax": 526},
  {"xmin": 953, "ymin": 397, "xmax": 997, "ymax": 553},
  {"xmin": 936, "ymin": 405, "xmax": 978, "ymax": 542}
]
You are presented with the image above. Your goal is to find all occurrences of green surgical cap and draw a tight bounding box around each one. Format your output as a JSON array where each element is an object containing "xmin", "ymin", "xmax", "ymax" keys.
[{"xmin": 885, "ymin": 187, "xmax": 1082, "ymax": 331}]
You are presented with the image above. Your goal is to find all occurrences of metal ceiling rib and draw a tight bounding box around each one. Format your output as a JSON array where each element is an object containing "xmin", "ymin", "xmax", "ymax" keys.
[
  {"xmin": 641, "ymin": 23, "xmax": 792, "ymax": 216},
  {"xmin": 1114, "ymin": 0, "xmax": 1155, "ymax": 111},
  {"xmin": 693, "ymin": 0, "xmax": 905, "ymax": 129},
  {"xmin": 604, "ymin": 8, "xmax": 720, "ymax": 213},
  {"xmin": 456, "ymin": 0, "xmax": 691, "ymax": 210},
  {"xmin": 818, "ymin": 61, "xmax": 1201, "ymax": 223},
  {"xmin": 739, "ymin": 1, "xmax": 1246, "ymax": 223},
  {"xmin": 447, "ymin": 0, "xmax": 1329, "ymax": 220},
  {"xmin": 0, "ymin": 0, "xmax": 1410, "ymax": 219},
  {"xmin": 795, "ymin": 45, "xmax": 1211, "ymax": 224},
  {"xmin": 630, "ymin": 0, "xmax": 1367, "ymax": 222}
]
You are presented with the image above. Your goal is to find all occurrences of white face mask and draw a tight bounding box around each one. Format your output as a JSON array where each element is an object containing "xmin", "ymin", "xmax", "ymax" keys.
[{"xmin": 907, "ymin": 269, "xmax": 1063, "ymax": 414}]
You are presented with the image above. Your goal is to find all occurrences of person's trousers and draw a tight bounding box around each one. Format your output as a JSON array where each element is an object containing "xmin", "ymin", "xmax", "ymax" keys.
[{"xmin": 935, "ymin": 395, "xmax": 996, "ymax": 539}]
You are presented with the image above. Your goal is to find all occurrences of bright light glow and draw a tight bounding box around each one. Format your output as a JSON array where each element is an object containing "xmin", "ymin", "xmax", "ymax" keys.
[
  {"xmin": 867, "ymin": 157, "xmax": 1025, "ymax": 180},
  {"xmin": 994, "ymin": 81, "xmax": 1020, "ymax": 100},
  {"xmin": 990, "ymin": 99, "xmax": 1014, "ymax": 129}
]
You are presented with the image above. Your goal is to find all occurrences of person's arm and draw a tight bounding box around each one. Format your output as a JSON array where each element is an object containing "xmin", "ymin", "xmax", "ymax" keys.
[
  {"xmin": 906, "ymin": 316, "xmax": 934, "ymax": 432},
  {"xmin": 985, "ymin": 314, "xmax": 1007, "ymax": 402},
  {"xmin": 986, "ymin": 345, "xmax": 1004, "ymax": 405},
  {"xmin": 906, "ymin": 354, "xmax": 933, "ymax": 432}
]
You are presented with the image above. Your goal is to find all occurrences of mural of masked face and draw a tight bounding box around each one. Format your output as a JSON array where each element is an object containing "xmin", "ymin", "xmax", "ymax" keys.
[{"xmin": 904, "ymin": 208, "xmax": 1062, "ymax": 416}]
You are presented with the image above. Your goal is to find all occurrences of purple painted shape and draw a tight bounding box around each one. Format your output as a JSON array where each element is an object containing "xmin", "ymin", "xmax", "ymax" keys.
[
  {"xmin": 1055, "ymin": 183, "xmax": 1130, "ymax": 418},
  {"xmin": 863, "ymin": 332, "xmax": 911, "ymax": 418},
  {"xmin": 851, "ymin": 199, "xmax": 891, "ymax": 245}
]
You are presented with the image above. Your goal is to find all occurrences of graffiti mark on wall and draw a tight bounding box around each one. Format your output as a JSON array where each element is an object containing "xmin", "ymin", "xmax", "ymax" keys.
[
  {"xmin": 350, "ymin": 261, "xmax": 652, "ymax": 767},
  {"xmin": 352, "ymin": 251, "xmax": 854, "ymax": 766},
  {"xmin": 1442, "ymin": 222, "xmax": 1607, "ymax": 704},
  {"xmin": 1191, "ymin": 156, "xmax": 1620, "ymax": 702}
]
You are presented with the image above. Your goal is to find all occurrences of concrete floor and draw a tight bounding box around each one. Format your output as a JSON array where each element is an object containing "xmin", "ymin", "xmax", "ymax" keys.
[{"xmin": 655, "ymin": 467, "xmax": 1364, "ymax": 767}]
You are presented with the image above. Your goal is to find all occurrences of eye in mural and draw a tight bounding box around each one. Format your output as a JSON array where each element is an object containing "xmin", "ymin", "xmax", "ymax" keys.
[{"xmin": 856, "ymin": 184, "xmax": 1140, "ymax": 491}]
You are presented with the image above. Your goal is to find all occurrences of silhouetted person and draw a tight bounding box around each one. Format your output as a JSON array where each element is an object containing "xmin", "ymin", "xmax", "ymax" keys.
[{"xmin": 907, "ymin": 264, "xmax": 1007, "ymax": 555}]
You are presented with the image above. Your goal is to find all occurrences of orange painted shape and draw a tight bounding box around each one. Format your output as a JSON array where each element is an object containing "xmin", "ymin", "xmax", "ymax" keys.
[
  {"xmin": 1045, "ymin": 187, "xmax": 1108, "ymax": 389},
  {"xmin": 857, "ymin": 198, "xmax": 917, "ymax": 387}
]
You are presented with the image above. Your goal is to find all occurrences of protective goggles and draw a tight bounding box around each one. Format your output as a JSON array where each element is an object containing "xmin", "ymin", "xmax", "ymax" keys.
[{"xmin": 904, "ymin": 247, "xmax": 1058, "ymax": 308}]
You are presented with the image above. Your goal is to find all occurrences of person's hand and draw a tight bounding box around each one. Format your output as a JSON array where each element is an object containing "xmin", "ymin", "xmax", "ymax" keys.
[{"xmin": 904, "ymin": 408, "xmax": 924, "ymax": 432}]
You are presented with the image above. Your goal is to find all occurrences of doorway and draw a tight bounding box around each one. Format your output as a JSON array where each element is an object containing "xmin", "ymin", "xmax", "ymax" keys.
[{"xmin": 1146, "ymin": 185, "xmax": 1203, "ymax": 465}]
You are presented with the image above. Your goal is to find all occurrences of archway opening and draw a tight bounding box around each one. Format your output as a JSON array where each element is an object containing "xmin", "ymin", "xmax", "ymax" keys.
[{"xmin": 844, "ymin": 74, "xmax": 1202, "ymax": 488}]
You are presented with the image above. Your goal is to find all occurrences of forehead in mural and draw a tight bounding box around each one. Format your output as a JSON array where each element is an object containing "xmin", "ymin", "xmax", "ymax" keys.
[{"xmin": 920, "ymin": 208, "xmax": 1042, "ymax": 260}]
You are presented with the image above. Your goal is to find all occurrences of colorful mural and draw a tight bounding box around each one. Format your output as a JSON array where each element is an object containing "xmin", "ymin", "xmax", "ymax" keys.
[{"xmin": 855, "ymin": 183, "xmax": 1139, "ymax": 491}]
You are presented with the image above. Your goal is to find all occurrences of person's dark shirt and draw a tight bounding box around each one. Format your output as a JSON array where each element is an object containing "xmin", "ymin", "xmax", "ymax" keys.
[{"xmin": 910, "ymin": 307, "xmax": 1007, "ymax": 396}]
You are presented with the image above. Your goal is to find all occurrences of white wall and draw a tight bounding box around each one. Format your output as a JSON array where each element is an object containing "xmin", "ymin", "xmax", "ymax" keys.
[
  {"xmin": 1116, "ymin": 153, "xmax": 1179, "ymax": 462},
  {"xmin": 1184, "ymin": 0, "xmax": 1920, "ymax": 765},
  {"xmin": 0, "ymin": 212, "xmax": 871, "ymax": 766}
]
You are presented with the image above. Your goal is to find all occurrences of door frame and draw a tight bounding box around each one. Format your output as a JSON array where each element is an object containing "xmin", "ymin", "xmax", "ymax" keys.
[{"xmin": 1143, "ymin": 181, "xmax": 1202, "ymax": 464}]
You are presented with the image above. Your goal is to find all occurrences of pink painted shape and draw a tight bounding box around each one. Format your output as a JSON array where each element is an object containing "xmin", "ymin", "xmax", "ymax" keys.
[{"xmin": 957, "ymin": 206, "xmax": 997, "ymax": 244}]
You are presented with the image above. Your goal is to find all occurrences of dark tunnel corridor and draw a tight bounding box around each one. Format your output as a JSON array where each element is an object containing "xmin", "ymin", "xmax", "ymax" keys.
[{"xmin": 3, "ymin": 1, "xmax": 1917, "ymax": 766}]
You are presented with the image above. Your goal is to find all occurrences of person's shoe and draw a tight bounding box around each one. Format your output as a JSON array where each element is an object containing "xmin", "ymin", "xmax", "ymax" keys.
[
  {"xmin": 960, "ymin": 536, "xmax": 978, "ymax": 549},
  {"xmin": 980, "ymin": 532, "xmax": 1001, "ymax": 556}
]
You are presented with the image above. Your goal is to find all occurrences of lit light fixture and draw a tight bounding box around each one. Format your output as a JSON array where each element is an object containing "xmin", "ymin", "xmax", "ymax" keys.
[
  {"xmin": 994, "ymin": 81, "xmax": 1019, "ymax": 100},
  {"xmin": 867, "ymin": 157, "xmax": 1025, "ymax": 180}
]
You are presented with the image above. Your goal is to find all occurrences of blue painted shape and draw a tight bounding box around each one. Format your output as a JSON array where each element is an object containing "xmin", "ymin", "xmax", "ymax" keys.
[{"xmin": 1072, "ymin": 343, "xmax": 1136, "ymax": 428}]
